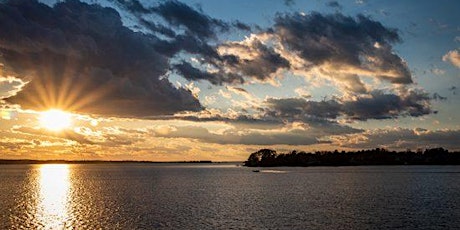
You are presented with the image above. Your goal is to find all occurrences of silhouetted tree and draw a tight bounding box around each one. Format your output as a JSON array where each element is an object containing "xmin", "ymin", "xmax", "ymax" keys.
[{"xmin": 244, "ymin": 148, "xmax": 460, "ymax": 167}]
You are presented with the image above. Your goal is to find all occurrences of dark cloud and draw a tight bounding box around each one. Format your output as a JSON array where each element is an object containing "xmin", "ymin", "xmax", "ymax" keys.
[
  {"xmin": 432, "ymin": 93, "xmax": 447, "ymax": 101},
  {"xmin": 111, "ymin": 3, "xmax": 412, "ymax": 90},
  {"xmin": 265, "ymin": 97, "xmax": 341, "ymax": 119},
  {"xmin": 227, "ymin": 86, "xmax": 252, "ymax": 98},
  {"xmin": 232, "ymin": 21, "xmax": 252, "ymax": 31},
  {"xmin": 341, "ymin": 90, "xmax": 432, "ymax": 119},
  {"xmin": 113, "ymin": 0, "xmax": 151, "ymax": 14},
  {"xmin": 218, "ymin": 38, "xmax": 291, "ymax": 81},
  {"xmin": 172, "ymin": 61, "xmax": 244, "ymax": 85},
  {"xmin": 116, "ymin": 2, "xmax": 409, "ymax": 89},
  {"xmin": 336, "ymin": 128, "xmax": 460, "ymax": 150},
  {"xmin": 326, "ymin": 1, "xmax": 342, "ymax": 9},
  {"xmin": 0, "ymin": 0, "xmax": 202, "ymax": 117},
  {"xmin": 264, "ymin": 90, "xmax": 432, "ymax": 121},
  {"xmin": 0, "ymin": 1, "xmax": 426, "ymax": 122},
  {"xmin": 152, "ymin": 0, "xmax": 229, "ymax": 39},
  {"xmin": 271, "ymin": 12, "xmax": 412, "ymax": 84},
  {"xmin": 138, "ymin": 18, "xmax": 177, "ymax": 37},
  {"xmin": 156, "ymin": 34, "xmax": 220, "ymax": 58},
  {"xmin": 199, "ymin": 11, "xmax": 414, "ymax": 90},
  {"xmin": 154, "ymin": 112, "xmax": 285, "ymax": 128},
  {"xmin": 114, "ymin": 0, "xmax": 251, "ymax": 39},
  {"xmin": 113, "ymin": 0, "xmax": 254, "ymax": 85}
]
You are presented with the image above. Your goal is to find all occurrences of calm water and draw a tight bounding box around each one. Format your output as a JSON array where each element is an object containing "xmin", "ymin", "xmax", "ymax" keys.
[{"xmin": 1, "ymin": 164, "xmax": 460, "ymax": 229}]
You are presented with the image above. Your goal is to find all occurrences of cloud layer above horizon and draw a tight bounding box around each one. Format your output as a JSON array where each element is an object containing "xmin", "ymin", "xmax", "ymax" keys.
[
  {"xmin": 0, "ymin": 0, "xmax": 458, "ymax": 160},
  {"xmin": 1, "ymin": 0, "xmax": 421, "ymax": 116}
]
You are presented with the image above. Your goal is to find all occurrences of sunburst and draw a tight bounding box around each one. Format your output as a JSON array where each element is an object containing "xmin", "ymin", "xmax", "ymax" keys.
[{"xmin": 39, "ymin": 109, "xmax": 72, "ymax": 131}]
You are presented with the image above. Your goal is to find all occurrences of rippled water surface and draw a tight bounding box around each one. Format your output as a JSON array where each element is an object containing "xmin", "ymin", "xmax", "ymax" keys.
[{"xmin": 1, "ymin": 164, "xmax": 460, "ymax": 229}]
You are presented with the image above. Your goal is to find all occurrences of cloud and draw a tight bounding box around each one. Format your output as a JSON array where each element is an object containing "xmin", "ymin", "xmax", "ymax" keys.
[
  {"xmin": 168, "ymin": 34, "xmax": 292, "ymax": 85},
  {"xmin": 0, "ymin": 76, "xmax": 27, "ymax": 98},
  {"xmin": 342, "ymin": 90, "xmax": 432, "ymax": 119},
  {"xmin": 264, "ymin": 89, "xmax": 432, "ymax": 121},
  {"xmin": 272, "ymin": 12, "xmax": 411, "ymax": 84},
  {"xmin": 160, "ymin": 109, "xmax": 286, "ymax": 130},
  {"xmin": 294, "ymin": 87, "xmax": 311, "ymax": 98},
  {"xmin": 430, "ymin": 68, "xmax": 445, "ymax": 75},
  {"xmin": 152, "ymin": 10, "xmax": 412, "ymax": 92},
  {"xmin": 155, "ymin": 106, "xmax": 361, "ymax": 137},
  {"xmin": 265, "ymin": 97, "xmax": 341, "ymax": 119},
  {"xmin": 204, "ymin": 12, "xmax": 413, "ymax": 93},
  {"xmin": 217, "ymin": 35, "xmax": 291, "ymax": 82},
  {"xmin": 12, "ymin": 126, "xmax": 93, "ymax": 145},
  {"xmin": 172, "ymin": 61, "xmax": 244, "ymax": 85},
  {"xmin": 442, "ymin": 49, "xmax": 460, "ymax": 68},
  {"xmin": 326, "ymin": 1, "xmax": 342, "ymax": 9},
  {"xmin": 332, "ymin": 128, "xmax": 460, "ymax": 150},
  {"xmin": 112, "ymin": 1, "xmax": 256, "ymax": 86},
  {"xmin": 218, "ymin": 89, "xmax": 232, "ymax": 99},
  {"xmin": 226, "ymin": 86, "xmax": 254, "ymax": 100},
  {"xmin": 151, "ymin": 121, "xmax": 358, "ymax": 146},
  {"xmin": 151, "ymin": 0, "xmax": 229, "ymax": 39},
  {"xmin": 428, "ymin": 18, "xmax": 449, "ymax": 31},
  {"xmin": 114, "ymin": 0, "xmax": 242, "ymax": 39},
  {"xmin": 0, "ymin": 0, "xmax": 202, "ymax": 117},
  {"xmin": 0, "ymin": 0, "xmax": 428, "ymax": 127}
]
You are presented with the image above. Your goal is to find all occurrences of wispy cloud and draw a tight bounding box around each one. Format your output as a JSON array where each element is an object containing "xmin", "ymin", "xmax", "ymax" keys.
[
  {"xmin": 150, "ymin": 122, "xmax": 357, "ymax": 146},
  {"xmin": 430, "ymin": 68, "xmax": 446, "ymax": 75}
]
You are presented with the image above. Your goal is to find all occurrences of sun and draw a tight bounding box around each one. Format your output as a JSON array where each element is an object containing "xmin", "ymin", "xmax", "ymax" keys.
[{"xmin": 39, "ymin": 109, "xmax": 72, "ymax": 131}]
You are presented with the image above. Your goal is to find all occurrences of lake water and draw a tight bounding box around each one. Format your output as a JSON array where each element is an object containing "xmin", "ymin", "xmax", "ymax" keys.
[{"xmin": 1, "ymin": 164, "xmax": 460, "ymax": 229}]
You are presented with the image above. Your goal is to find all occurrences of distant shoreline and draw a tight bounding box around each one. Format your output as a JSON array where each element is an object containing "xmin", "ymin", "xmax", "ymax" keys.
[{"xmin": 0, "ymin": 160, "xmax": 234, "ymax": 165}]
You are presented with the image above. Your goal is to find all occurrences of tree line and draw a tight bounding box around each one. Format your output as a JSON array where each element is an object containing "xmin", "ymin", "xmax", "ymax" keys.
[{"xmin": 244, "ymin": 148, "xmax": 460, "ymax": 167}]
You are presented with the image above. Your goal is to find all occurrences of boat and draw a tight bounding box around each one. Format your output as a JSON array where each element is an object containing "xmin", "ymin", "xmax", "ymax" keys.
[{"xmin": 252, "ymin": 169, "xmax": 260, "ymax": 172}]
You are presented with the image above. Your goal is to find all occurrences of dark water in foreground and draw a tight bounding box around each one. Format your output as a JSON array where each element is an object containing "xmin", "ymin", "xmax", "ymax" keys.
[{"xmin": 1, "ymin": 164, "xmax": 460, "ymax": 229}]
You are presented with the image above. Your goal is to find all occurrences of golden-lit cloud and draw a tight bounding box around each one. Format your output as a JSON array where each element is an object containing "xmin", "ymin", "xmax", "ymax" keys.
[{"xmin": 443, "ymin": 49, "xmax": 460, "ymax": 68}]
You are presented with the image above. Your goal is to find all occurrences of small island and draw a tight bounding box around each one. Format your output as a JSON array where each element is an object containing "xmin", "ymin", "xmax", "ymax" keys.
[{"xmin": 244, "ymin": 148, "xmax": 460, "ymax": 167}]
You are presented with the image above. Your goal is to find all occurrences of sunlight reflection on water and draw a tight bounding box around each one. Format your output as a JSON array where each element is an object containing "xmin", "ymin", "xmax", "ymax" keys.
[
  {"xmin": 36, "ymin": 164, "xmax": 71, "ymax": 229},
  {"xmin": 2, "ymin": 164, "xmax": 460, "ymax": 229}
]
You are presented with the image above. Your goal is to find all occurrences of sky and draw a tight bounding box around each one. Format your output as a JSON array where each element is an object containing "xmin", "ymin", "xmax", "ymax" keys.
[{"xmin": 0, "ymin": 0, "xmax": 459, "ymax": 161}]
